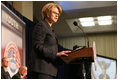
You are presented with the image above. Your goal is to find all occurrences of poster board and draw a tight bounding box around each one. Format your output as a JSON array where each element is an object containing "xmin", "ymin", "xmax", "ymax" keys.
[{"xmin": 1, "ymin": 3, "xmax": 25, "ymax": 77}]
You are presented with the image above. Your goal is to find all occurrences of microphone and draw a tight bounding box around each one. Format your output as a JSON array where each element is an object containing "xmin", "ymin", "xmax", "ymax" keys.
[{"xmin": 73, "ymin": 21, "xmax": 89, "ymax": 48}]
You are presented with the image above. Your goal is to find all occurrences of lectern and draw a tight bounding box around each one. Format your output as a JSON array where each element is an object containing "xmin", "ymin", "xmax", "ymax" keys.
[
  {"xmin": 60, "ymin": 48, "xmax": 94, "ymax": 79},
  {"xmin": 60, "ymin": 48, "xmax": 94, "ymax": 64}
]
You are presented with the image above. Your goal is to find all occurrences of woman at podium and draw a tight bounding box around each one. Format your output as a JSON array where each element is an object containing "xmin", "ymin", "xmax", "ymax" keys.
[{"xmin": 28, "ymin": 2, "xmax": 71, "ymax": 79}]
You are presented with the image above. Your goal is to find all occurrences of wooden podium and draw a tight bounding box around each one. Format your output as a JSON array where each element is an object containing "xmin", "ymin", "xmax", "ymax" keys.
[
  {"xmin": 60, "ymin": 47, "xmax": 94, "ymax": 79},
  {"xmin": 60, "ymin": 48, "xmax": 94, "ymax": 64}
]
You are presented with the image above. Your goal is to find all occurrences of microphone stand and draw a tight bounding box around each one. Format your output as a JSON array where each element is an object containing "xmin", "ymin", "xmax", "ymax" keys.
[
  {"xmin": 82, "ymin": 63, "xmax": 86, "ymax": 79},
  {"xmin": 78, "ymin": 26, "xmax": 88, "ymax": 79},
  {"xmin": 75, "ymin": 25, "xmax": 89, "ymax": 48},
  {"xmin": 73, "ymin": 21, "xmax": 90, "ymax": 79}
]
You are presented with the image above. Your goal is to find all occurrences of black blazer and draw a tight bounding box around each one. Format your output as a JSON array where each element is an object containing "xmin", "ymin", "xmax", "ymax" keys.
[
  {"xmin": 28, "ymin": 20, "xmax": 60, "ymax": 76},
  {"xmin": 1, "ymin": 67, "xmax": 11, "ymax": 79},
  {"xmin": 12, "ymin": 72, "xmax": 21, "ymax": 79}
]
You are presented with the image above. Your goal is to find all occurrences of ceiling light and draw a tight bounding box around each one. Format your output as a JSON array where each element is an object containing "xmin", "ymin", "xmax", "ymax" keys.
[
  {"xmin": 79, "ymin": 17, "xmax": 94, "ymax": 22},
  {"xmin": 97, "ymin": 16, "xmax": 112, "ymax": 21},
  {"xmin": 98, "ymin": 20, "xmax": 112, "ymax": 25},
  {"xmin": 81, "ymin": 22, "xmax": 95, "ymax": 27}
]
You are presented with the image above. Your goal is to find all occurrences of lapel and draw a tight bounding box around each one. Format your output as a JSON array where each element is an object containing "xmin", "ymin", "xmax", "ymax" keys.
[
  {"xmin": 43, "ymin": 20, "xmax": 52, "ymax": 32},
  {"xmin": 42, "ymin": 20, "xmax": 58, "ymax": 44},
  {"xmin": 1, "ymin": 67, "xmax": 10, "ymax": 79},
  {"xmin": 43, "ymin": 20, "xmax": 57, "ymax": 38}
]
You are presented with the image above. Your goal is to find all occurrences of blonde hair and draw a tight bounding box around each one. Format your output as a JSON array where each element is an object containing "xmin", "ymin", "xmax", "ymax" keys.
[{"xmin": 42, "ymin": 3, "xmax": 62, "ymax": 20}]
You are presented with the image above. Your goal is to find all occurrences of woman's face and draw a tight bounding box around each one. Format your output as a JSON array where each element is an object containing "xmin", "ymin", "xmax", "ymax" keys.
[{"xmin": 49, "ymin": 7, "xmax": 60, "ymax": 23}]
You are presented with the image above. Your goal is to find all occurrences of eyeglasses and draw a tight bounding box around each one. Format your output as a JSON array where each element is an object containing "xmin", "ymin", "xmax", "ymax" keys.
[{"xmin": 52, "ymin": 11, "xmax": 60, "ymax": 16}]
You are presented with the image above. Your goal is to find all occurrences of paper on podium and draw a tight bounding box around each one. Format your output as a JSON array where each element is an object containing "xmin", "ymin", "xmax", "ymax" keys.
[{"xmin": 60, "ymin": 48, "xmax": 94, "ymax": 64}]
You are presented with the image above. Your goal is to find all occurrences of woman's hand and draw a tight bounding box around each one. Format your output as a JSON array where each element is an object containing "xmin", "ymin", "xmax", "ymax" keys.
[{"xmin": 56, "ymin": 51, "xmax": 71, "ymax": 57}]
